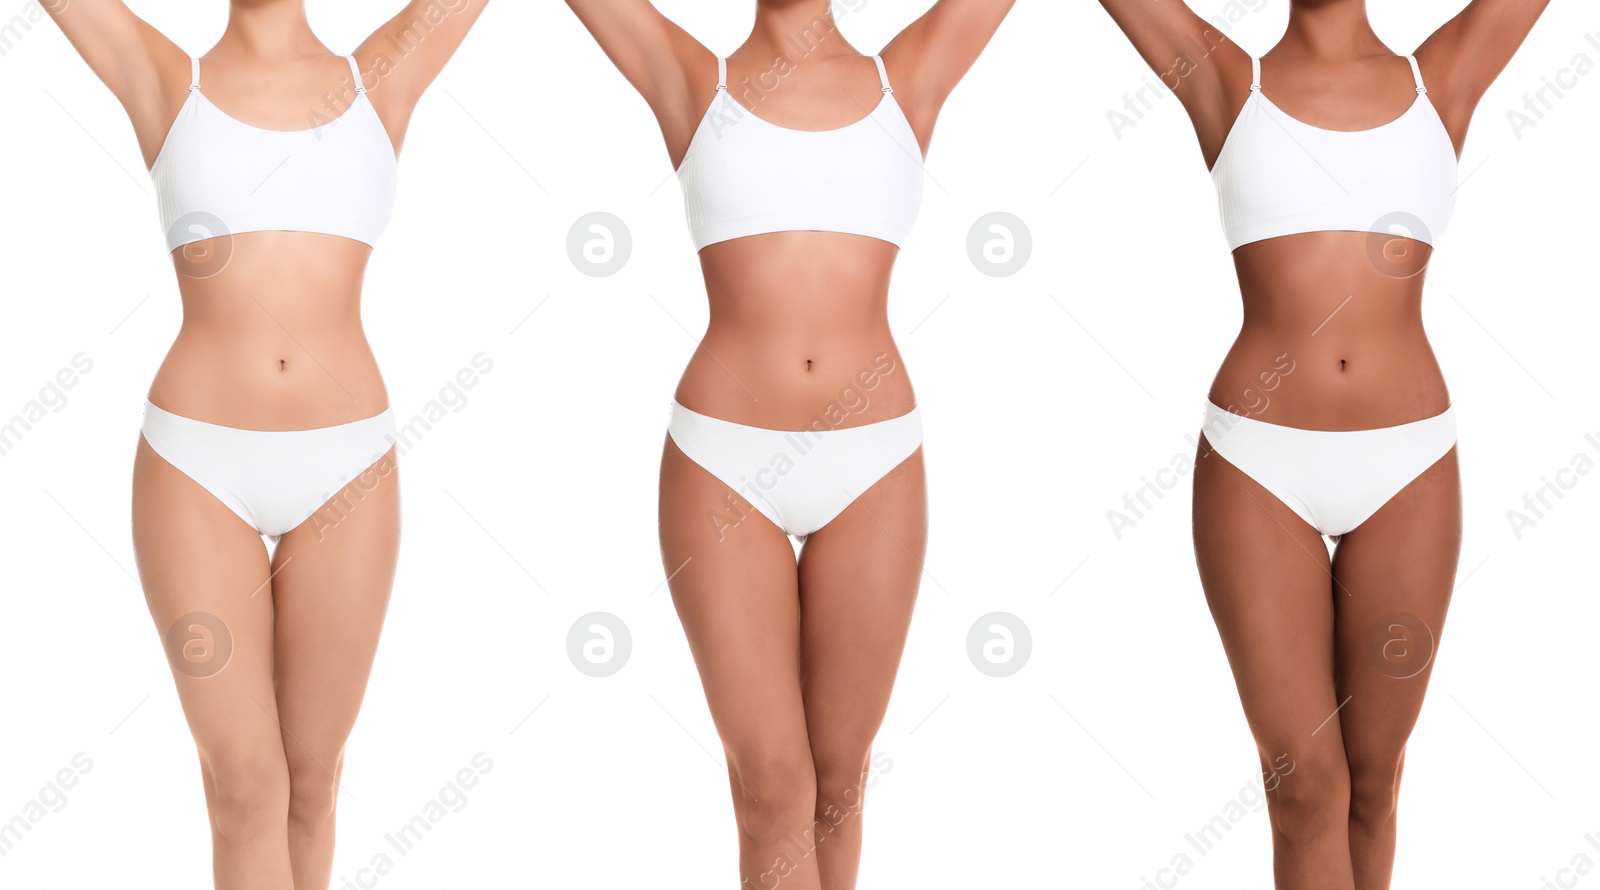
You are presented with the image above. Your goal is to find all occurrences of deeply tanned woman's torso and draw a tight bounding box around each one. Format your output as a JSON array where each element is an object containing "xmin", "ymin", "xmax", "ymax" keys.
[
  {"xmin": 1203, "ymin": 50, "xmax": 1463, "ymax": 430},
  {"xmin": 1209, "ymin": 231, "xmax": 1448, "ymax": 430}
]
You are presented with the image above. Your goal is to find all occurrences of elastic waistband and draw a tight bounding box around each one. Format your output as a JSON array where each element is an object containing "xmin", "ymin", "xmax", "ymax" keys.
[
  {"xmin": 669, "ymin": 400, "xmax": 921, "ymax": 435},
  {"xmin": 1203, "ymin": 400, "xmax": 1456, "ymax": 437},
  {"xmin": 142, "ymin": 399, "xmax": 396, "ymax": 441}
]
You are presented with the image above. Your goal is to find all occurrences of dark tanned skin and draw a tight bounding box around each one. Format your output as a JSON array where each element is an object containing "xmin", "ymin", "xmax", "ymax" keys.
[
  {"xmin": 44, "ymin": 2, "xmax": 489, "ymax": 887},
  {"xmin": 566, "ymin": 1, "xmax": 1014, "ymax": 886},
  {"xmin": 1098, "ymin": 1, "xmax": 1549, "ymax": 888}
]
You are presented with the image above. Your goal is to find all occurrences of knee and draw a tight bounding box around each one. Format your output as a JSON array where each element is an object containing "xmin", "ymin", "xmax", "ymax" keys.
[
  {"xmin": 728, "ymin": 747, "xmax": 817, "ymax": 846},
  {"xmin": 203, "ymin": 748, "xmax": 290, "ymax": 844},
  {"xmin": 1262, "ymin": 750, "xmax": 1350, "ymax": 846},
  {"xmin": 285, "ymin": 749, "xmax": 343, "ymax": 826},
  {"xmin": 1347, "ymin": 751, "xmax": 1404, "ymax": 829},
  {"xmin": 811, "ymin": 746, "xmax": 872, "ymax": 818}
]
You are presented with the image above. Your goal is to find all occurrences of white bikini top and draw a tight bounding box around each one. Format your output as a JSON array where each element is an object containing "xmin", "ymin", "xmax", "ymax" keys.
[
  {"xmin": 152, "ymin": 55, "xmax": 397, "ymax": 251},
  {"xmin": 1211, "ymin": 55, "xmax": 1457, "ymax": 251},
  {"xmin": 676, "ymin": 55, "xmax": 924, "ymax": 251}
]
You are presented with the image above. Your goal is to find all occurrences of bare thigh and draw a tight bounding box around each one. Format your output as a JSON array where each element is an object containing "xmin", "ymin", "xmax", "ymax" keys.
[
  {"xmin": 659, "ymin": 433, "xmax": 811, "ymax": 785},
  {"xmin": 798, "ymin": 447, "xmax": 926, "ymax": 808},
  {"xmin": 131, "ymin": 435, "xmax": 286, "ymax": 809},
  {"xmin": 1331, "ymin": 449, "xmax": 1460, "ymax": 788},
  {"xmin": 1193, "ymin": 441, "xmax": 1348, "ymax": 762},
  {"xmin": 1194, "ymin": 440, "xmax": 1359, "ymax": 890},
  {"xmin": 270, "ymin": 448, "xmax": 400, "ymax": 799}
]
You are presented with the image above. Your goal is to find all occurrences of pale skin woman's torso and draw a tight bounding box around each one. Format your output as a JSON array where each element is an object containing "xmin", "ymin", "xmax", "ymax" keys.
[
  {"xmin": 1199, "ymin": 47, "xmax": 1470, "ymax": 431},
  {"xmin": 133, "ymin": 47, "xmax": 409, "ymax": 430},
  {"xmin": 666, "ymin": 48, "xmax": 928, "ymax": 431}
]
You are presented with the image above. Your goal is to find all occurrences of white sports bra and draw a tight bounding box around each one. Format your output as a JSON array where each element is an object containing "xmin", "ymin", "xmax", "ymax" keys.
[
  {"xmin": 677, "ymin": 55, "xmax": 925, "ymax": 251},
  {"xmin": 152, "ymin": 55, "xmax": 397, "ymax": 251},
  {"xmin": 1211, "ymin": 55, "xmax": 1457, "ymax": 251}
]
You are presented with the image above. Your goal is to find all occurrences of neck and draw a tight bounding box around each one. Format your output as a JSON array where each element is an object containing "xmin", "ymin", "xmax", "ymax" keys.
[
  {"xmin": 216, "ymin": 0, "xmax": 324, "ymax": 59},
  {"xmin": 745, "ymin": 1, "xmax": 855, "ymax": 60},
  {"xmin": 1280, "ymin": 0, "xmax": 1385, "ymax": 58}
]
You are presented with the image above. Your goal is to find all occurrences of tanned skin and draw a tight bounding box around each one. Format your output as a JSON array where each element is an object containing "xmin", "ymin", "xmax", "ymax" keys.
[
  {"xmin": 565, "ymin": 1, "xmax": 1015, "ymax": 886},
  {"xmin": 1098, "ymin": 1, "xmax": 1549, "ymax": 887}
]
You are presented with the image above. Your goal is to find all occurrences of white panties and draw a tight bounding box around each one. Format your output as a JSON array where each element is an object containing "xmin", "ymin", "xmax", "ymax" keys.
[
  {"xmin": 1200, "ymin": 401, "xmax": 1457, "ymax": 537},
  {"xmin": 140, "ymin": 400, "xmax": 396, "ymax": 538},
  {"xmin": 667, "ymin": 401, "xmax": 923, "ymax": 538}
]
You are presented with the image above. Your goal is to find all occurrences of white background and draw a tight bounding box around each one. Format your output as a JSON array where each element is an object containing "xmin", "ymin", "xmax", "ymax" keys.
[{"xmin": 1, "ymin": 1, "xmax": 1596, "ymax": 887}]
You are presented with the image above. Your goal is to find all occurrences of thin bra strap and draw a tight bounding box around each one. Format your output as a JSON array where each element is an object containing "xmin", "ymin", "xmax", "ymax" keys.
[
  {"xmin": 189, "ymin": 56, "xmax": 201, "ymax": 91},
  {"xmin": 1405, "ymin": 54, "xmax": 1427, "ymax": 94},
  {"xmin": 347, "ymin": 54, "xmax": 367, "ymax": 95},
  {"xmin": 872, "ymin": 54, "xmax": 893, "ymax": 94},
  {"xmin": 1249, "ymin": 57, "xmax": 1261, "ymax": 92},
  {"xmin": 716, "ymin": 57, "xmax": 727, "ymax": 92}
]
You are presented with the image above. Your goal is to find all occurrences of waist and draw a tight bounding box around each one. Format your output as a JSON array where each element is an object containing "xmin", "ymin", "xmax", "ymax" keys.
[
  {"xmin": 150, "ymin": 322, "xmax": 386, "ymax": 429},
  {"xmin": 1210, "ymin": 324, "xmax": 1448, "ymax": 430},
  {"xmin": 675, "ymin": 333, "xmax": 913, "ymax": 430}
]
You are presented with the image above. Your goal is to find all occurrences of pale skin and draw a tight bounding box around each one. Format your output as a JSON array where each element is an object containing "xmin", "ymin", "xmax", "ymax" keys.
[
  {"xmin": 43, "ymin": 1, "xmax": 489, "ymax": 887},
  {"xmin": 564, "ymin": 1, "xmax": 1013, "ymax": 886},
  {"xmin": 1098, "ymin": 1, "xmax": 1549, "ymax": 887}
]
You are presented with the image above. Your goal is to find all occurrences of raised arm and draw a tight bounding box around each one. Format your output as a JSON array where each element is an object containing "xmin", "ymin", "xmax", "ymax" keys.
[
  {"xmin": 357, "ymin": 0, "xmax": 493, "ymax": 146},
  {"xmin": 882, "ymin": 0, "xmax": 1017, "ymax": 149},
  {"xmin": 1416, "ymin": 0, "xmax": 1552, "ymax": 147},
  {"xmin": 42, "ymin": 0, "xmax": 189, "ymax": 165},
  {"xmin": 1096, "ymin": 0, "xmax": 1251, "ymax": 169},
  {"xmin": 562, "ymin": 0, "xmax": 712, "ymax": 168}
]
